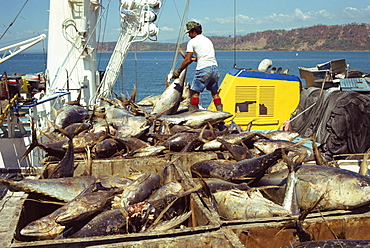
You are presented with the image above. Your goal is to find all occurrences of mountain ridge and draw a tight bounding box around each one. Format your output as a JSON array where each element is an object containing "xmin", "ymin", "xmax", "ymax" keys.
[{"xmin": 97, "ymin": 23, "xmax": 370, "ymax": 52}]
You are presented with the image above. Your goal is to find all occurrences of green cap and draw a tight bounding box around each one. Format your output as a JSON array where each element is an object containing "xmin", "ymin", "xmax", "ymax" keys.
[{"xmin": 185, "ymin": 21, "xmax": 199, "ymax": 33}]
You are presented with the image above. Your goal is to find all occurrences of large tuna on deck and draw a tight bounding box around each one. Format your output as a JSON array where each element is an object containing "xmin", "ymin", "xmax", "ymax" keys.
[{"xmin": 259, "ymin": 165, "xmax": 370, "ymax": 211}]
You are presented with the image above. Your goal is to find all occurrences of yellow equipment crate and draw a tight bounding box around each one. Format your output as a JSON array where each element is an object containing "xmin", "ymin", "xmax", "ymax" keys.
[{"xmin": 208, "ymin": 68, "xmax": 301, "ymax": 130}]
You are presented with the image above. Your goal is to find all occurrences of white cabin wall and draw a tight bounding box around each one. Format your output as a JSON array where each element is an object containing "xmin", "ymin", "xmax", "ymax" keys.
[{"xmin": 46, "ymin": 0, "xmax": 100, "ymax": 106}]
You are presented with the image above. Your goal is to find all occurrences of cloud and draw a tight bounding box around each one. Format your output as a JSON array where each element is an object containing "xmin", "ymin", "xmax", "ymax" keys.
[
  {"xmin": 342, "ymin": 7, "xmax": 361, "ymax": 18},
  {"xmin": 160, "ymin": 26, "xmax": 174, "ymax": 32},
  {"xmin": 180, "ymin": 5, "xmax": 369, "ymax": 38},
  {"xmin": 210, "ymin": 8, "xmax": 335, "ymax": 26}
]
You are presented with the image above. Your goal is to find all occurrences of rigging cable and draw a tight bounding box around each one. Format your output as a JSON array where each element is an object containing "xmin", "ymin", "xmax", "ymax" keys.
[
  {"xmin": 133, "ymin": 44, "xmax": 138, "ymax": 101},
  {"xmin": 0, "ymin": 0, "xmax": 29, "ymax": 40},
  {"xmin": 96, "ymin": 2, "xmax": 110, "ymax": 72},
  {"xmin": 233, "ymin": 0, "xmax": 237, "ymax": 68},
  {"xmin": 169, "ymin": 0, "xmax": 190, "ymax": 74}
]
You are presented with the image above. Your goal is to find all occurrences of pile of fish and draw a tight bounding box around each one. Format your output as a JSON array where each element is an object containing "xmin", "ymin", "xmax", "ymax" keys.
[
  {"xmin": 1, "ymin": 165, "xmax": 200, "ymax": 239},
  {"xmin": 3, "ymin": 85, "xmax": 370, "ymax": 244}
]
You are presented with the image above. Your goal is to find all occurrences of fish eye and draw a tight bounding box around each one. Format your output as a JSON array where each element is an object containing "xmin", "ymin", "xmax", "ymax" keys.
[{"xmin": 359, "ymin": 181, "xmax": 370, "ymax": 187}]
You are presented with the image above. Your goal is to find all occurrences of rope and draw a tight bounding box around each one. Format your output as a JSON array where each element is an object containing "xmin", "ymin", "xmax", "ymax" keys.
[{"xmin": 0, "ymin": 0, "xmax": 29, "ymax": 40}]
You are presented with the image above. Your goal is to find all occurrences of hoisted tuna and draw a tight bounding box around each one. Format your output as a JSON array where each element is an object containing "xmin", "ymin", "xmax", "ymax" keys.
[{"xmin": 151, "ymin": 73, "xmax": 185, "ymax": 115}]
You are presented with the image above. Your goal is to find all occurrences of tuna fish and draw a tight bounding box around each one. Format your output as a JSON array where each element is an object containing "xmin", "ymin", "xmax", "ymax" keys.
[
  {"xmin": 213, "ymin": 189, "xmax": 291, "ymax": 220},
  {"xmin": 113, "ymin": 136, "xmax": 150, "ymax": 151},
  {"xmin": 217, "ymin": 137, "xmax": 254, "ymax": 161},
  {"xmin": 201, "ymin": 131, "xmax": 256, "ymax": 151},
  {"xmin": 21, "ymin": 121, "xmax": 68, "ymax": 161},
  {"xmin": 55, "ymin": 105, "xmax": 89, "ymax": 129},
  {"xmin": 65, "ymin": 209, "xmax": 127, "ymax": 238},
  {"xmin": 201, "ymin": 178, "xmax": 251, "ymax": 193},
  {"xmin": 162, "ymin": 131, "xmax": 199, "ymax": 152},
  {"xmin": 131, "ymin": 145, "xmax": 166, "ymax": 157},
  {"xmin": 159, "ymin": 110, "xmax": 233, "ymax": 128},
  {"xmin": 191, "ymin": 149, "xmax": 284, "ymax": 183},
  {"xmin": 92, "ymin": 138, "xmax": 120, "ymax": 158},
  {"xmin": 151, "ymin": 75, "xmax": 185, "ymax": 115},
  {"xmin": 20, "ymin": 207, "xmax": 66, "ymax": 239},
  {"xmin": 254, "ymin": 140, "xmax": 314, "ymax": 162},
  {"xmin": 263, "ymin": 130, "xmax": 300, "ymax": 141},
  {"xmin": 260, "ymin": 165, "xmax": 370, "ymax": 211},
  {"xmin": 68, "ymin": 130, "xmax": 107, "ymax": 153},
  {"xmin": 114, "ymin": 173, "xmax": 162, "ymax": 208},
  {"xmin": 55, "ymin": 189, "xmax": 118, "ymax": 225},
  {"xmin": 0, "ymin": 176, "xmax": 96, "ymax": 202},
  {"xmin": 111, "ymin": 116, "xmax": 149, "ymax": 138},
  {"xmin": 105, "ymin": 106, "xmax": 135, "ymax": 119},
  {"xmin": 98, "ymin": 176, "xmax": 133, "ymax": 189},
  {"xmin": 148, "ymin": 181, "xmax": 183, "ymax": 202},
  {"xmin": 21, "ymin": 188, "xmax": 117, "ymax": 238},
  {"xmin": 48, "ymin": 128, "xmax": 75, "ymax": 178}
]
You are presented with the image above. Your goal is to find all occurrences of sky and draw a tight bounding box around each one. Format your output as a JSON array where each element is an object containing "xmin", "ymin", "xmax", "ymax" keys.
[{"xmin": 0, "ymin": 0, "xmax": 369, "ymax": 52}]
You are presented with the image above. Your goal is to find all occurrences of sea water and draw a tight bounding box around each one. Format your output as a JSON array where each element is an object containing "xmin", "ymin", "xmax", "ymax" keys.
[{"xmin": 1, "ymin": 51, "xmax": 369, "ymax": 106}]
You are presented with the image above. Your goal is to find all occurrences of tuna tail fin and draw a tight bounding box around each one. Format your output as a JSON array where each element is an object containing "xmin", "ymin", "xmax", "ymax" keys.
[
  {"xmin": 311, "ymin": 133, "xmax": 325, "ymax": 166},
  {"xmin": 281, "ymin": 148, "xmax": 300, "ymax": 216},
  {"xmin": 359, "ymin": 148, "xmax": 370, "ymax": 176},
  {"xmin": 20, "ymin": 120, "xmax": 40, "ymax": 163}
]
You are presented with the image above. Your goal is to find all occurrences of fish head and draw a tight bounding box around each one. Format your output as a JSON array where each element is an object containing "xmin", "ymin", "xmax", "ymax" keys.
[
  {"xmin": 20, "ymin": 217, "xmax": 65, "ymax": 239},
  {"xmin": 332, "ymin": 172, "xmax": 370, "ymax": 208}
]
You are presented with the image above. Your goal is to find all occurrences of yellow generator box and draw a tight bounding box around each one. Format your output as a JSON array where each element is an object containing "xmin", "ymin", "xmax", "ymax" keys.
[{"xmin": 208, "ymin": 68, "xmax": 301, "ymax": 130}]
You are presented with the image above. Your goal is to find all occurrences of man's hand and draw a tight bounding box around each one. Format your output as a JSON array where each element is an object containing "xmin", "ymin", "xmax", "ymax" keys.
[{"xmin": 172, "ymin": 70, "xmax": 181, "ymax": 79}]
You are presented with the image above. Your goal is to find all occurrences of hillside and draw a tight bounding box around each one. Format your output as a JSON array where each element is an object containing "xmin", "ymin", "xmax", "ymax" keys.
[{"xmin": 97, "ymin": 23, "xmax": 370, "ymax": 52}]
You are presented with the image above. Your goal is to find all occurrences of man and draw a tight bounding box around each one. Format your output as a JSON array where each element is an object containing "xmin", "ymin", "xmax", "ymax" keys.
[{"xmin": 172, "ymin": 21, "xmax": 223, "ymax": 112}]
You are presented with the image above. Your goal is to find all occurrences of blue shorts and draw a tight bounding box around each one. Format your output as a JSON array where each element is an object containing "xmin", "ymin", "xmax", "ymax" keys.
[{"xmin": 191, "ymin": 65, "xmax": 220, "ymax": 93}]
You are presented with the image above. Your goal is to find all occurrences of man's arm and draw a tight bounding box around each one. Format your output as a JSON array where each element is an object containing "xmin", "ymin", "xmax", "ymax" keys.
[
  {"xmin": 172, "ymin": 52, "xmax": 197, "ymax": 79},
  {"xmin": 177, "ymin": 52, "xmax": 194, "ymax": 72}
]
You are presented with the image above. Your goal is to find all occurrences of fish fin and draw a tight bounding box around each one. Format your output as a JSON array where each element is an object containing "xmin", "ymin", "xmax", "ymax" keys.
[
  {"xmin": 246, "ymin": 118, "xmax": 257, "ymax": 132},
  {"xmin": 191, "ymin": 171, "xmax": 220, "ymax": 213},
  {"xmin": 130, "ymin": 85, "xmax": 137, "ymax": 103},
  {"xmin": 359, "ymin": 148, "xmax": 370, "ymax": 176},
  {"xmin": 151, "ymin": 211, "xmax": 192, "ymax": 232},
  {"xmin": 20, "ymin": 119, "xmax": 40, "ymax": 162},
  {"xmin": 312, "ymin": 133, "xmax": 325, "ymax": 166},
  {"xmin": 51, "ymin": 106, "xmax": 60, "ymax": 119}
]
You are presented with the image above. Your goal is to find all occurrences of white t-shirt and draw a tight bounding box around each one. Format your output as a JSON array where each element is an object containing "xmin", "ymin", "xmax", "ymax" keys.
[{"xmin": 186, "ymin": 34, "xmax": 218, "ymax": 70}]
